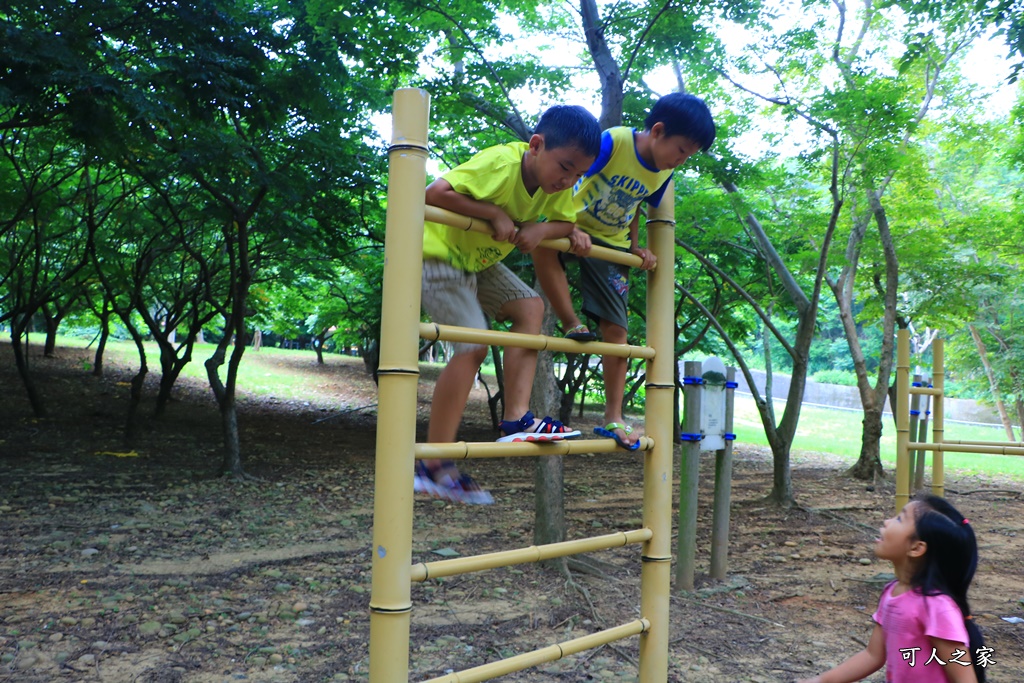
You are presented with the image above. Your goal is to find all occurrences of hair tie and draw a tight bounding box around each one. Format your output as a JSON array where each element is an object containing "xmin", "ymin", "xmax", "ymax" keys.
[
  {"xmin": 965, "ymin": 615, "xmax": 973, "ymax": 620},
  {"xmin": 963, "ymin": 518, "xmax": 970, "ymax": 525}
]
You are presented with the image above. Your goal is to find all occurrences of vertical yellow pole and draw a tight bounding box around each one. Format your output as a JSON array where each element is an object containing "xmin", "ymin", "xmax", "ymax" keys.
[
  {"xmin": 369, "ymin": 88, "xmax": 430, "ymax": 683},
  {"xmin": 895, "ymin": 329, "xmax": 911, "ymax": 514},
  {"xmin": 932, "ymin": 339, "xmax": 945, "ymax": 497},
  {"xmin": 638, "ymin": 180, "xmax": 675, "ymax": 682}
]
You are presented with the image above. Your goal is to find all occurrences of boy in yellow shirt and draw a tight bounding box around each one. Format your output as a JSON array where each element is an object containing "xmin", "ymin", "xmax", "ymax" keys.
[
  {"xmin": 532, "ymin": 93, "xmax": 716, "ymax": 449},
  {"xmin": 415, "ymin": 105, "xmax": 602, "ymax": 504}
]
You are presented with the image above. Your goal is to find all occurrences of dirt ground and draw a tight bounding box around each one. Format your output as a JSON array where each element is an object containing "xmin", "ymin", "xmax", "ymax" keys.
[{"xmin": 1, "ymin": 344, "xmax": 1022, "ymax": 683}]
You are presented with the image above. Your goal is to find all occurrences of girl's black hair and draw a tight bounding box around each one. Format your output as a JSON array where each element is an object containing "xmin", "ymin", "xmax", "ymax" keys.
[{"xmin": 911, "ymin": 494, "xmax": 986, "ymax": 682}]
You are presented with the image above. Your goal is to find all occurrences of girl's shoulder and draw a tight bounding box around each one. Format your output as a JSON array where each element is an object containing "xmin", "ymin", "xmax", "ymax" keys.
[
  {"xmin": 879, "ymin": 579, "xmax": 900, "ymax": 599},
  {"xmin": 891, "ymin": 586, "xmax": 962, "ymax": 614}
]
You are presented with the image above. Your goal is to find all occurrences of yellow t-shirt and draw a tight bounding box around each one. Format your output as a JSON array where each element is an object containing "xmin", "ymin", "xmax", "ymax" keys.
[
  {"xmin": 422, "ymin": 142, "xmax": 576, "ymax": 273},
  {"xmin": 574, "ymin": 127, "xmax": 673, "ymax": 249}
]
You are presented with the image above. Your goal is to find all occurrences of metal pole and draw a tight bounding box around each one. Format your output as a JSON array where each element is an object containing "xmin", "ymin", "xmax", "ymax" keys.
[
  {"xmin": 638, "ymin": 180, "xmax": 676, "ymax": 683},
  {"xmin": 908, "ymin": 373, "xmax": 922, "ymax": 493},
  {"xmin": 914, "ymin": 392, "xmax": 930, "ymax": 490},
  {"xmin": 676, "ymin": 360, "xmax": 701, "ymax": 590},
  {"xmin": 368, "ymin": 88, "xmax": 430, "ymax": 683},
  {"xmin": 710, "ymin": 367, "xmax": 735, "ymax": 580},
  {"xmin": 895, "ymin": 329, "xmax": 911, "ymax": 514},
  {"xmin": 932, "ymin": 339, "xmax": 945, "ymax": 497}
]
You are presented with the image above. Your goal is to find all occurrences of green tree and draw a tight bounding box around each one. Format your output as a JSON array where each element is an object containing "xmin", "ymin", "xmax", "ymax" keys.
[{"xmin": 0, "ymin": 127, "xmax": 94, "ymax": 416}]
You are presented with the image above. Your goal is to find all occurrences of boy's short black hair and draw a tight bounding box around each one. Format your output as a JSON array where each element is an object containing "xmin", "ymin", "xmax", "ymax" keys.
[
  {"xmin": 644, "ymin": 93, "xmax": 716, "ymax": 151},
  {"xmin": 534, "ymin": 105, "xmax": 602, "ymax": 158}
]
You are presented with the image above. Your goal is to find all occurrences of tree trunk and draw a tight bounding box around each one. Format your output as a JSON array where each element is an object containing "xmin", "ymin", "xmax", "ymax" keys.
[
  {"xmin": 534, "ymin": 455, "xmax": 566, "ymax": 568},
  {"xmin": 848, "ymin": 406, "xmax": 885, "ymax": 480},
  {"xmin": 313, "ymin": 332, "xmax": 327, "ymax": 364},
  {"xmin": 765, "ymin": 438, "xmax": 793, "ymax": 505},
  {"xmin": 126, "ymin": 333, "xmax": 149, "ymax": 442},
  {"xmin": 1015, "ymin": 396, "xmax": 1024, "ymax": 442},
  {"xmin": 206, "ymin": 335, "xmax": 244, "ymax": 477},
  {"xmin": 92, "ymin": 310, "xmax": 110, "ymax": 377},
  {"xmin": 533, "ymin": 299, "xmax": 567, "ymax": 548},
  {"xmin": 209, "ymin": 216, "xmax": 254, "ymax": 478},
  {"xmin": 580, "ymin": 0, "xmax": 624, "ymax": 130},
  {"xmin": 220, "ymin": 392, "xmax": 242, "ymax": 476},
  {"xmin": 10, "ymin": 320, "xmax": 46, "ymax": 417},
  {"xmin": 154, "ymin": 353, "xmax": 189, "ymax": 417},
  {"xmin": 969, "ymin": 324, "xmax": 1016, "ymax": 441},
  {"xmin": 831, "ymin": 189, "xmax": 898, "ymax": 481},
  {"xmin": 42, "ymin": 310, "xmax": 60, "ymax": 358},
  {"xmin": 717, "ymin": 180, "xmax": 834, "ymax": 505}
]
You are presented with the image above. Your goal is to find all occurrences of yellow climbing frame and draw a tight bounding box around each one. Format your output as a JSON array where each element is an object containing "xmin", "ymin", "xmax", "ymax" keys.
[
  {"xmin": 368, "ymin": 88, "xmax": 677, "ymax": 682},
  {"xmin": 894, "ymin": 329, "xmax": 1024, "ymax": 514}
]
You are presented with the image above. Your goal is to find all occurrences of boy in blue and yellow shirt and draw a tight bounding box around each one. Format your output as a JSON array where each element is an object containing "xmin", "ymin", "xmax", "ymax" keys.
[
  {"xmin": 415, "ymin": 105, "xmax": 602, "ymax": 504},
  {"xmin": 532, "ymin": 93, "xmax": 716, "ymax": 449}
]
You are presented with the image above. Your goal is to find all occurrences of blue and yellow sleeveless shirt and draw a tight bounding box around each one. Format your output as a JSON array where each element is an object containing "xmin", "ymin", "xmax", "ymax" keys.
[{"xmin": 573, "ymin": 127, "xmax": 673, "ymax": 249}]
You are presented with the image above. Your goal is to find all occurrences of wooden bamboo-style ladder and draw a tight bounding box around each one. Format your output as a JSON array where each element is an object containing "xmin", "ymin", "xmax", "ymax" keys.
[{"xmin": 368, "ymin": 88, "xmax": 677, "ymax": 682}]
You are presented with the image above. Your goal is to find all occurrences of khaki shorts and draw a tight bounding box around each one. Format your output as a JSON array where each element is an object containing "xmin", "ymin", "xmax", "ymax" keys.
[{"xmin": 421, "ymin": 259, "xmax": 538, "ymax": 356}]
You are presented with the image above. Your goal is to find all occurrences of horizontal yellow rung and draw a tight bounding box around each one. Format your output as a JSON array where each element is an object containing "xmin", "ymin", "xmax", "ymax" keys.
[
  {"xmin": 411, "ymin": 528, "xmax": 652, "ymax": 582},
  {"xmin": 908, "ymin": 442, "xmax": 1024, "ymax": 456},
  {"xmin": 415, "ymin": 436, "xmax": 653, "ymax": 460},
  {"xmin": 908, "ymin": 386, "xmax": 943, "ymax": 396},
  {"xmin": 942, "ymin": 439, "xmax": 1024, "ymax": 448},
  {"xmin": 420, "ymin": 618, "xmax": 650, "ymax": 683},
  {"xmin": 424, "ymin": 205, "xmax": 643, "ymax": 269},
  {"xmin": 420, "ymin": 322, "xmax": 654, "ymax": 359}
]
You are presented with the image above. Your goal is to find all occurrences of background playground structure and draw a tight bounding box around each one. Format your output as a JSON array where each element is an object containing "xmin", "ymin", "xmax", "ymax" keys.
[
  {"xmin": 729, "ymin": 398, "xmax": 1024, "ymax": 481},
  {"xmin": 895, "ymin": 329, "xmax": 1024, "ymax": 512}
]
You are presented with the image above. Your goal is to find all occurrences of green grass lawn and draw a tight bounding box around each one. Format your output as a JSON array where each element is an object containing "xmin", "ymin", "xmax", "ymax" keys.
[
  {"xmin": 41, "ymin": 334, "xmax": 1024, "ymax": 482},
  {"xmin": 46, "ymin": 334, "xmax": 349, "ymax": 403}
]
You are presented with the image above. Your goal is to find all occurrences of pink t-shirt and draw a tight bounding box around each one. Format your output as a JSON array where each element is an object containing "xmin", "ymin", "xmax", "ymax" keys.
[{"xmin": 873, "ymin": 582, "xmax": 971, "ymax": 682}]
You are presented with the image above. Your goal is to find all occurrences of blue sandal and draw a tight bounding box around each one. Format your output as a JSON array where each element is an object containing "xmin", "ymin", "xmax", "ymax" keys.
[
  {"xmin": 594, "ymin": 422, "xmax": 640, "ymax": 451},
  {"xmin": 498, "ymin": 411, "xmax": 581, "ymax": 443},
  {"xmin": 414, "ymin": 460, "xmax": 493, "ymax": 505}
]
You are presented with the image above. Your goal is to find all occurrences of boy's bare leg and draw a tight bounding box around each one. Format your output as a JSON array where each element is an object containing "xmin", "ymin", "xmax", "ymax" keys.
[
  {"xmin": 598, "ymin": 319, "xmax": 639, "ymax": 446},
  {"xmin": 498, "ymin": 296, "xmax": 544, "ymax": 423},
  {"xmin": 531, "ymin": 247, "xmax": 582, "ymax": 330},
  {"xmin": 424, "ymin": 346, "xmax": 487, "ymax": 472}
]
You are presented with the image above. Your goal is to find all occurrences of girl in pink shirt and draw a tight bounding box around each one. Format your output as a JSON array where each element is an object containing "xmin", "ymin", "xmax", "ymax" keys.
[{"xmin": 797, "ymin": 495, "xmax": 986, "ymax": 683}]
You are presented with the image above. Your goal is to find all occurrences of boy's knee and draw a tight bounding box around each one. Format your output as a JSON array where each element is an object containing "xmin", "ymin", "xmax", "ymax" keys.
[
  {"xmin": 454, "ymin": 343, "xmax": 489, "ymax": 366},
  {"xmin": 522, "ymin": 296, "xmax": 544, "ymax": 317},
  {"xmin": 600, "ymin": 321, "xmax": 627, "ymax": 344},
  {"xmin": 504, "ymin": 296, "xmax": 544, "ymax": 326}
]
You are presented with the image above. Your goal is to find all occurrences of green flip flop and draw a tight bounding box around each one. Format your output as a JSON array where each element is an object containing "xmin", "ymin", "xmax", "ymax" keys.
[{"xmin": 593, "ymin": 422, "xmax": 639, "ymax": 451}]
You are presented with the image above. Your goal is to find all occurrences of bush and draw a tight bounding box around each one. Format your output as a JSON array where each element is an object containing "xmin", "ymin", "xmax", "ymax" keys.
[{"xmin": 811, "ymin": 369, "xmax": 859, "ymax": 386}]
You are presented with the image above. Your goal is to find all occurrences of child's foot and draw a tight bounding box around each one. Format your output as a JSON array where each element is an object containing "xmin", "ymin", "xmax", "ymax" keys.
[
  {"xmin": 414, "ymin": 460, "xmax": 493, "ymax": 504},
  {"xmin": 564, "ymin": 323, "xmax": 598, "ymax": 342},
  {"xmin": 497, "ymin": 411, "xmax": 581, "ymax": 442},
  {"xmin": 594, "ymin": 422, "xmax": 640, "ymax": 451}
]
